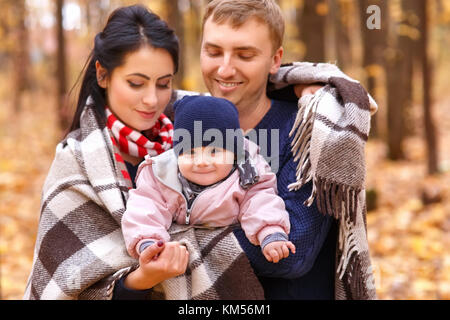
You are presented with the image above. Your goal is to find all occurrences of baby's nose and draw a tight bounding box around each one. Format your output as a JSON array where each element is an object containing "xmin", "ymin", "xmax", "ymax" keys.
[{"xmin": 193, "ymin": 154, "xmax": 210, "ymax": 166}]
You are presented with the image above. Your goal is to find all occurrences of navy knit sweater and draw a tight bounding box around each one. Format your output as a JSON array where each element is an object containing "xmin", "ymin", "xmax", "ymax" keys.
[
  {"xmin": 114, "ymin": 99, "xmax": 337, "ymax": 300},
  {"xmin": 233, "ymin": 99, "xmax": 337, "ymax": 299}
]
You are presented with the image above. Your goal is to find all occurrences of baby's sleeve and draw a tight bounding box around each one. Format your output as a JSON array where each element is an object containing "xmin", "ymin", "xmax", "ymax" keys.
[
  {"xmin": 238, "ymin": 154, "xmax": 291, "ymax": 246},
  {"xmin": 122, "ymin": 163, "xmax": 173, "ymax": 259}
]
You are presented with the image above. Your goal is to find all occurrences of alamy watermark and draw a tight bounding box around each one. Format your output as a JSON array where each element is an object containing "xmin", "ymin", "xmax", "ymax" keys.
[{"xmin": 366, "ymin": 5, "xmax": 381, "ymax": 30}]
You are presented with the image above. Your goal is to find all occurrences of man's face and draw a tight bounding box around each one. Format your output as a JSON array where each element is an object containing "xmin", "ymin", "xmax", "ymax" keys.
[{"xmin": 200, "ymin": 17, "xmax": 283, "ymax": 112}]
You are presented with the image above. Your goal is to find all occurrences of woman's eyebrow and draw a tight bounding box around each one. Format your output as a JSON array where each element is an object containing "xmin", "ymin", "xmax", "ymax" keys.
[
  {"xmin": 157, "ymin": 74, "xmax": 173, "ymax": 80},
  {"xmin": 127, "ymin": 72, "xmax": 150, "ymax": 80},
  {"xmin": 126, "ymin": 73, "xmax": 173, "ymax": 80}
]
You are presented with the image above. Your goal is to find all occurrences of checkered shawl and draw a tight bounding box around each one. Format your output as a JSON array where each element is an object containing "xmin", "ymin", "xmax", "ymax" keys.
[
  {"xmin": 150, "ymin": 224, "xmax": 264, "ymax": 300},
  {"xmin": 23, "ymin": 101, "xmax": 263, "ymax": 300},
  {"xmin": 268, "ymin": 62, "xmax": 378, "ymax": 299}
]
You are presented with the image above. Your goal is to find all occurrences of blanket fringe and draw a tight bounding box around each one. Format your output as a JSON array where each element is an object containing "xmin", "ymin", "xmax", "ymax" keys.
[
  {"xmin": 288, "ymin": 92, "xmax": 321, "ymax": 191},
  {"xmin": 288, "ymin": 91, "xmax": 360, "ymax": 223},
  {"xmin": 337, "ymin": 216, "xmax": 358, "ymax": 280},
  {"xmin": 310, "ymin": 177, "xmax": 360, "ymax": 222}
]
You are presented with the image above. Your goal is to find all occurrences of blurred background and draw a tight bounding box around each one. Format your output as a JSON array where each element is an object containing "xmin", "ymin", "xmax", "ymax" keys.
[{"xmin": 0, "ymin": 0, "xmax": 449, "ymax": 300}]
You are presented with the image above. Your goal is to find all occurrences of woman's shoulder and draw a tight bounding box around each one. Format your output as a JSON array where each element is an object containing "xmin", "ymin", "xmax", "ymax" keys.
[
  {"xmin": 45, "ymin": 126, "xmax": 110, "ymax": 190},
  {"xmin": 42, "ymin": 133, "xmax": 87, "ymax": 196}
]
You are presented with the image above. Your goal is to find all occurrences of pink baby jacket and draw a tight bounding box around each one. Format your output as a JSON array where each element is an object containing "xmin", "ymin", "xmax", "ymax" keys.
[{"xmin": 122, "ymin": 139, "xmax": 290, "ymax": 259}]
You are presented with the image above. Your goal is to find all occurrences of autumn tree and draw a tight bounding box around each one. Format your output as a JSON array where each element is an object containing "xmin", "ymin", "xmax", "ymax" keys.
[
  {"xmin": 298, "ymin": 0, "xmax": 327, "ymax": 62},
  {"xmin": 332, "ymin": 0, "xmax": 354, "ymax": 71},
  {"xmin": 11, "ymin": 0, "xmax": 30, "ymax": 112},
  {"xmin": 385, "ymin": 1, "xmax": 411, "ymax": 160},
  {"xmin": 167, "ymin": 0, "xmax": 185, "ymax": 89},
  {"xmin": 56, "ymin": 0, "xmax": 70, "ymax": 130},
  {"xmin": 359, "ymin": 0, "xmax": 388, "ymax": 138},
  {"xmin": 419, "ymin": 0, "xmax": 438, "ymax": 174}
]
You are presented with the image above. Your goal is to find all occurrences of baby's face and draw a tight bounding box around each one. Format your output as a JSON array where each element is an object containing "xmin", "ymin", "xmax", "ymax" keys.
[{"xmin": 178, "ymin": 146, "xmax": 235, "ymax": 186}]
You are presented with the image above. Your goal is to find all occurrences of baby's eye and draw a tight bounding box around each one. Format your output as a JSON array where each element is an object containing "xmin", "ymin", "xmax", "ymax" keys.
[{"xmin": 211, "ymin": 148, "xmax": 223, "ymax": 155}]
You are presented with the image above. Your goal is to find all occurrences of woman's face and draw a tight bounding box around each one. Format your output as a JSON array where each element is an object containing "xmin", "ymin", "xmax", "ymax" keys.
[{"xmin": 97, "ymin": 45, "xmax": 175, "ymax": 131}]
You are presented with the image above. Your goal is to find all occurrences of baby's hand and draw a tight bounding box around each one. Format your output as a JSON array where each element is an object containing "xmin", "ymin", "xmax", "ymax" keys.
[{"xmin": 263, "ymin": 241, "xmax": 296, "ymax": 263}]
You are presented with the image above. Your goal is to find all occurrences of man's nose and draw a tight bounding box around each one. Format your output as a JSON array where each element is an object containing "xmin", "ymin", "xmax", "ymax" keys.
[{"xmin": 217, "ymin": 54, "xmax": 236, "ymax": 78}]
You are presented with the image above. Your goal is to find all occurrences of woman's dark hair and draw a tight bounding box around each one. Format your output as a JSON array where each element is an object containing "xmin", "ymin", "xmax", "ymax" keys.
[{"xmin": 67, "ymin": 5, "xmax": 179, "ymax": 133}]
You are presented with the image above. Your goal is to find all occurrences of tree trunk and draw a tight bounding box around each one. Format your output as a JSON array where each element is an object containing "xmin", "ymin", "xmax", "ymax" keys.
[
  {"xmin": 386, "ymin": 47, "xmax": 407, "ymax": 160},
  {"xmin": 298, "ymin": 0, "xmax": 327, "ymax": 62},
  {"xmin": 419, "ymin": 0, "xmax": 438, "ymax": 174},
  {"xmin": 359, "ymin": 0, "xmax": 388, "ymax": 138},
  {"xmin": 333, "ymin": 0, "xmax": 353, "ymax": 71},
  {"xmin": 56, "ymin": 0, "xmax": 69, "ymax": 130},
  {"xmin": 399, "ymin": 0, "xmax": 422, "ymax": 137},
  {"xmin": 12, "ymin": 0, "xmax": 29, "ymax": 112},
  {"xmin": 167, "ymin": 0, "xmax": 185, "ymax": 89},
  {"xmin": 385, "ymin": 0, "xmax": 416, "ymax": 160}
]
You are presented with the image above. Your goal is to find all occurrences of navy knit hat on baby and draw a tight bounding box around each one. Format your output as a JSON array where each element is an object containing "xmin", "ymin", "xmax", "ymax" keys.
[{"xmin": 173, "ymin": 95, "xmax": 244, "ymax": 159}]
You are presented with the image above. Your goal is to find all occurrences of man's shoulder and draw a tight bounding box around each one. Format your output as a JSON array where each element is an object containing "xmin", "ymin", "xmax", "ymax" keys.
[
  {"xmin": 264, "ymin": 99, "xmax": 298, "ymax": 132},
  {"xmin": 271, "ymin": 98, "xmax": 298, "ymax": 111},
  {"xmin": 272, "ymin": 98, "xmax": 298, "ymax": 118}
]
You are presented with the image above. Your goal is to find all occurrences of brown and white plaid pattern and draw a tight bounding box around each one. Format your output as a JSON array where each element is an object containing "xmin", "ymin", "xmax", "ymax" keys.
[
  {"xmin": 151, "ymin": 224, "xmax": 264, "ymax": 300},
  {"xmin": 269, "ymin": 62, "xmax": 378, "ymax": 300},
  {"xmin": 23, "ymin": 101, "xmax": 262, "ymax": 300}
]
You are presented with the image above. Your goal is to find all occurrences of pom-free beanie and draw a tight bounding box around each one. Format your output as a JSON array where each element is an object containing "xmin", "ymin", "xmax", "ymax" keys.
[{"xmin": 173, "ymin": 95, "xmax": 244, "ymax": 157}]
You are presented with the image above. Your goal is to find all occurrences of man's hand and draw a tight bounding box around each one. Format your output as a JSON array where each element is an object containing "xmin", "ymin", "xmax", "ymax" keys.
[
  {"xmin": 263, "ymin": 241, "xmax": 296, "ymax": 263},
  {"xmin": 294, "ymin": 84, "xmax": 324, "ymax": 98}
]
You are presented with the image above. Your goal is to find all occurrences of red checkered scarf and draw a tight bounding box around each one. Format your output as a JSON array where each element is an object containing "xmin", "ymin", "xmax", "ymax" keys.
[{"xmin": 105, "ymin": 106, "xmax": 173, "ymax": 186}]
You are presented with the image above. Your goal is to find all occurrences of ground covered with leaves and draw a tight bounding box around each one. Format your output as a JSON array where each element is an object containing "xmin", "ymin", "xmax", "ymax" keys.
[{"xmin": 0, "ymin": 92, "xmax": 449, "ymax": 300}]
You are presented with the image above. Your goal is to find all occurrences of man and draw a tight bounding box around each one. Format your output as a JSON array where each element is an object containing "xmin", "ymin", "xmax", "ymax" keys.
[
  {"xmin": 198, "ymin": 0, "xmax": 376, "ymax": 300},
  {"xmin": 199, "ymin": 0, "xmax": 336, "ymax": 299}
]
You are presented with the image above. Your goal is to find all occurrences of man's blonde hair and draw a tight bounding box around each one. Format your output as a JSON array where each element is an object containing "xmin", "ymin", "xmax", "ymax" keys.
[{"xmin": 202, "ymin": 0, "xmax": 285, "ymax": 52}]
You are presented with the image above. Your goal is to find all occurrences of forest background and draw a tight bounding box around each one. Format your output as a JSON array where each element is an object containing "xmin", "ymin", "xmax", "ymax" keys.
[{"xmin": 0, "ymin": 0, "xmax": 449, "ymax": 300}]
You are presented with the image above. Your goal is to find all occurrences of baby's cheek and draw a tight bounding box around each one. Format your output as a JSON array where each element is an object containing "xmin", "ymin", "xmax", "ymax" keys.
[
  {"xmin": 216, "ymin": 163, "xmax": 234, "ymax": 180},
  {"xmin": 177, "ymin": 159, "xmax": 192, "ymax": 179}
]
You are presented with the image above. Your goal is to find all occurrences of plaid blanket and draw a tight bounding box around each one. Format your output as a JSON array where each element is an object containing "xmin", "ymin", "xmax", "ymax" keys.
[
  {"xmin": 23, "ymin": 102, "xmax": 263, "ymax": 300},
  {"xmin": 151, "ymin": 224, "xmax": 264, "ymax": 300},
  {"xmin": 269, "ymin": 62, "xmax": 378, "ymax": 299}
]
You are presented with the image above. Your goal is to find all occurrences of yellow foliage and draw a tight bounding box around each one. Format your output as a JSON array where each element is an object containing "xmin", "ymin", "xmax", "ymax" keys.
[
  {"xmin": 315, "ymin": 2, "xmax": 329, "ymax": 16},
  {"xmin": 398, "ymin": 24, "xmax": 421, "ymax": 41},
  {"xmin": 365, "ymin": 64, "xmax": 384, "ymax": 78},
  {"xmin": 439, "ymin": 0, "xmax": 450, "ymax": 23}
]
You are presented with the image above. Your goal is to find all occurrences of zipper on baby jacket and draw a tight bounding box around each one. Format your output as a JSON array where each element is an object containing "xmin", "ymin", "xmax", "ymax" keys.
[{"xmin": 184, "ymin": 191, "xmax": 203, "ymax": 225}]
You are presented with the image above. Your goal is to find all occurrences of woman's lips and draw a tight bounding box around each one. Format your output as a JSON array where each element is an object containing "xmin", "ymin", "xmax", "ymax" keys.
[{"xmin": 136, "ymin": 110, "xmax": 156, "ymax": 119}]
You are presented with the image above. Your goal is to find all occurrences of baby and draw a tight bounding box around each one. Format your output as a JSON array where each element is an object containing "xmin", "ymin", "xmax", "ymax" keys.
[{"xmin": 122, "ymin": 96, "xmax": 295, "ymax": 263}]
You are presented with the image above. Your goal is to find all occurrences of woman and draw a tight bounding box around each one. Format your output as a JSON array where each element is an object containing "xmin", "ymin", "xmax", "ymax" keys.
[
  {"xmin": 24, "ymin": 5, "xmax": 203, "ymax": 300},
  {"xmin": 25, "ymin": 4, "xmax": 263, "ymax": 300}
]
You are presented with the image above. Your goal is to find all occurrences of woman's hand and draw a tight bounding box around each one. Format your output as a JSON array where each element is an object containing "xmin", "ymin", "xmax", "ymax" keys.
[{"xmin": 124, "ymin": 241, "xmax": 189, "ymax": 290}]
